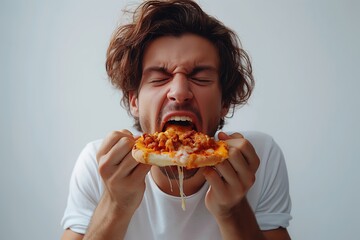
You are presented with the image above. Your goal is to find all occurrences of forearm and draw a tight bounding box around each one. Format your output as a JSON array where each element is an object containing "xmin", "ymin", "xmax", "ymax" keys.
[
  {"xmin": 216, "ymin": 198, "xmax": 266, "ymax": 240},
  {"xmin": 84, "ymin": 193, "xmax": 133, "ymax": 240}
]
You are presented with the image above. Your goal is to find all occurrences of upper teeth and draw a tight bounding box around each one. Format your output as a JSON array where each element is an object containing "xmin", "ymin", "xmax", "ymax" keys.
[{"xmin": 168, "ymin": 116, "xmax": 193, "ymax": 122}]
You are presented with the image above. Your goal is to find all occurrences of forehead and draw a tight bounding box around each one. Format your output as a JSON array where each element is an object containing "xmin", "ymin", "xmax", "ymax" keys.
[{"xmin": 142, "ymin": 34, "xmax": 219, "ymax": 72}]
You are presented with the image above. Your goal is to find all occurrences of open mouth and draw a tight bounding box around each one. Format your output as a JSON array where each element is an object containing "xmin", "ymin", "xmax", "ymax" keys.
[{"xmin": 163, "ymin": 116, "xmax": 196, "ymax": 131}]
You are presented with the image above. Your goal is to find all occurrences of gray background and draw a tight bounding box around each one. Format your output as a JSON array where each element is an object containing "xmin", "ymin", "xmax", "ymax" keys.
[{"xmin": 1, "ymin": 0, "xmax": 359, "ymax": 239}]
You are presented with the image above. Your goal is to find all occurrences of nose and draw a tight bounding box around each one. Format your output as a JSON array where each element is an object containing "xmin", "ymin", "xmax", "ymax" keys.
[{"xmin": 167, "ymin": 73, "xmax": 193, "ymax": 103}]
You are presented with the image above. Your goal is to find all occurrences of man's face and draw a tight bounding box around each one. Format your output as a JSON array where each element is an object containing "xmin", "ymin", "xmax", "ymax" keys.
[{"xmin": 130, "ymin": 34, "xmax": 228, "ymax": 137}]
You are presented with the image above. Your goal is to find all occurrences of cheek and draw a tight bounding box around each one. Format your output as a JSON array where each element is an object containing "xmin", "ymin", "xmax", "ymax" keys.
[
  {"xmin": 198, "ymin": 89, "xmax": 223, "ymax": 113},
  {"xmin": 138, "ymin": 88, "xmax": 158, "ymax": 112},
  {"xmin": 206, "ymin": 100, "xmax": 223, "ymax": 121},
  {"xmin": 137, "ymin": 103, "xmax": 152, "ymax": 132},
  {"xmin": 137, "ymin": 89, "xmax": 165, "ymax": 132},
  {"xmin": 195, "ymin": 88, "xmax": 223, "ymax": 131}
]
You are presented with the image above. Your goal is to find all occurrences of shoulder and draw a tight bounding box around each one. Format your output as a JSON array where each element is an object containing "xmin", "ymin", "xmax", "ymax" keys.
[
  {"xmin": 242, "ymin": 131, "xmax": 280, "ymax": 154},
  {"xmin": 69, "ymin": 139, "xmax": 105, "ymax": 199},
  {"xmin": 241, "ymin": 131, "xmax": 274, "ymax": 146},
  {"xmin": 243, "ymin": 131, "xmax": 284, "ymax": 164},
  {"xmin": 77, "ymin": 139, "xmax": 104, "ymax": 162},
  {"xmin": 218, "ymin": 130, "xmax": 273, "ymax": 142},
  {"xmin": 72, "ymin": 139, "xmax": 104, "ymax": 177},
  {"xmin": 62, "ymin": 139, "xmax": 105, "ymax": 233},
  {"xmin": 82, "ymin": 139, "xmax": 104, "ymax": 155}
]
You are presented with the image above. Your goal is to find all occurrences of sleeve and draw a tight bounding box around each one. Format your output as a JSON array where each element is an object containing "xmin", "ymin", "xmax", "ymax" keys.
[
  {"xmin": 60, "ymin": 141, "xmax": 103, "ymax": 234},
  {"xmin": 254, "ymin": 136, "xmax": 292, "ymax": 230}
]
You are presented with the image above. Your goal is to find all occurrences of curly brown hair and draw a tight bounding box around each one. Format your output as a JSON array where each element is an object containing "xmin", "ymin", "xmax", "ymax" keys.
[{"xmin": 106, "ymin": 0, "xmax": 254, "ymax": 130}]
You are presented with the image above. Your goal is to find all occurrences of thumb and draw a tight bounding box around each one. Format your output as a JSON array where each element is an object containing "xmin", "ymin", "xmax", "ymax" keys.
[
  {"xmin": 218, "ymin": 132, "xmax": 244, "ymax": 140},
  {"xmin": 217, "ymin": 131, "xmax": 230, "ymax": 140}
]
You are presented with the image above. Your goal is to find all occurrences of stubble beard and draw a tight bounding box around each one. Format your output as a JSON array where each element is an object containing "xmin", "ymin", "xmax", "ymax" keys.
[{"xmin": 159, "ymin": 166, "xmax": 199, "ymax": 180}]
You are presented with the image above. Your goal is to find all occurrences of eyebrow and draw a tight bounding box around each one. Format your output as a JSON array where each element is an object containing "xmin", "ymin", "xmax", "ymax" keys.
[
  {"xmin": 143, "ymin": 66, "xmax": 170, "ymax": 75},
  {"xmin": 189, "ymin": 66, "xmax": 218, "ymax": 76},
  {"xmin": 143, "ymin": 65, "xmax": 218, "ymax": 76}
]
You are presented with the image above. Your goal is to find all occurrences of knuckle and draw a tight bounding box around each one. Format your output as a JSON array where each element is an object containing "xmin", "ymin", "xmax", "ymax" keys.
[
  {"xmin": 109, "ymin": 130, "xmax": 122, "ymax": 139},
  {"xmin": 240, "ymin": 138, "xmax": 251, "ymax": 148},
  {"xmin": 230, "ymin": 132, "xmax": 244, "ymax": 139},
  {"xmin": 119, "ymin": 136, "xmax": 134, "ymax": 148},
  {"xmin": 231, "ymin": 138, "xmax": 248, "ymax": 151},
  {"xmin": 248, "ymin": 174, "xmax": 256, "ymax": 186},
  {"xmin": 108, "ymin": 129, "xmax": 133, "ymax": 139},
  {"xmin": 119, "ymin": 129, "xmax": 133, "ymax": 136},
  {"xmin": 251, "ymin": 155, "xmax": 260, "ymax": 172},
  {"xmin": 96, "ymin": 151, "xmax": 102, "ymax": 162},
  {"xmin": 254, "ymin": 156, "xmax": 260, "ymax": 169},
  {"xmin": 98, "ymin": 156, "xmax": 109, "ymax": 178}
]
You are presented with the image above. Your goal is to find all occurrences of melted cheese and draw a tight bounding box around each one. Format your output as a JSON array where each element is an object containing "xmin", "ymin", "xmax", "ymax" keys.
[
  {"xmin": 163, "ymin": 167, "xmax": 173, "ymax": 193},
  {"xmin": 177, "ymin": 166, "xmax": 186, "ymax": 211}
]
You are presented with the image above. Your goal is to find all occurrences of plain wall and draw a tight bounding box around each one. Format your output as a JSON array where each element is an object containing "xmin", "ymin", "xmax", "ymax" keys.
[{"xmin": 1, "ymin": 0, "xmax": 359, "ymax": 239}]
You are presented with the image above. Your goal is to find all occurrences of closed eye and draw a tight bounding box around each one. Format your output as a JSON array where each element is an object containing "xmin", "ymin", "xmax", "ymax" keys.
[
  {"xmin": 143, "ymin": 67, "xmax": 171, "ymax": 86},
  {"xmin": 149, "ymin": 78, "xmax": 170, "ymax": 86},
  {"xmin": 188, "ymin": 66, "xmax": 218, "ymax": 86},
  {"xmin": 190, "ymin": 77, "xmax": 213, "ymax": 86}
]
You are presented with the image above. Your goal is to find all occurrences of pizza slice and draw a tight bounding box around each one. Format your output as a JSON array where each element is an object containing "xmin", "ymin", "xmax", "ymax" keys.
[{"xmin": 132, "ymin": 121, "xmax": 228, "ymax": 169}]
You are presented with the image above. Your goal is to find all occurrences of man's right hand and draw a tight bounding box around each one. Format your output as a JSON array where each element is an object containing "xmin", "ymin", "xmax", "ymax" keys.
[
  {"xmin": 71, "ymin": 130, "xmax": 152, "ymax": 240},
  {"xmin": 96, "ymin": 129, "xmax": 151, "ymax": 216}
]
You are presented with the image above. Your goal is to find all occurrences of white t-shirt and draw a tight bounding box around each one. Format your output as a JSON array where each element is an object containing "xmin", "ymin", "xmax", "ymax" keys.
[{"xmin": 61, "ymin": 131, "xmax": 292, "ymax": 239}]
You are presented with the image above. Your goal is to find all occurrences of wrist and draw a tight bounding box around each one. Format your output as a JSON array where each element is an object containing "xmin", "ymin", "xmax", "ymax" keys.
[
  {"xmin": 215, "ymin": 199, "xmax": 265, "ymax": 240},
  {"xmin": 100, "ymin": 190, "xmax": 135, "ymax": 221},
  {"xmin": 84, "ymin": 192, "xmax": 134, "ymax": 240}
]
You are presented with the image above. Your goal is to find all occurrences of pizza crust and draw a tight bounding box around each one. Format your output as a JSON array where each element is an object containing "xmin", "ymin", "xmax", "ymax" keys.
[{"xmin": 132, "ymin": 137, "xmax": 228, "ymax": 169}]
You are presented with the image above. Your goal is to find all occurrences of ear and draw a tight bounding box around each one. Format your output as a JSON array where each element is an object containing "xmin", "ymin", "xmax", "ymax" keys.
[{"xmin": 129, "ymin": 91, "xmax": 139, "ymax": 117}]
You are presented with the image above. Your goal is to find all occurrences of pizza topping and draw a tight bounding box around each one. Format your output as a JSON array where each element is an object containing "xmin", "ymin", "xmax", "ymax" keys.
[{"xmin": 140, "ymin": 124, "xmax": 218, "ymax": 155}]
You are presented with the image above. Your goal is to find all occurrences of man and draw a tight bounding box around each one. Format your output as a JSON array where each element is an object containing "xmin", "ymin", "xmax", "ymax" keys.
[{"xmin": 61, "ymin": 1, "xmax": 292, "ymax": 239}]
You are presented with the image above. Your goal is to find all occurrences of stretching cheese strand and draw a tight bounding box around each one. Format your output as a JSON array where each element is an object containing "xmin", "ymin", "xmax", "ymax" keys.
[
  {"xmin": 177, "ymin": 166, "xmax": 186, "ymax": 210},
  {"xmin": 163, "ymin": 167, "xmax": 173, "ymax": 192}
]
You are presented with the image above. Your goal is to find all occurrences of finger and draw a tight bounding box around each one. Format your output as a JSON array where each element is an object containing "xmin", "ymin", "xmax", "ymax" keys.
[
  {"xmin": 105, "ymin": 136, "xmax": 134, "ymax": 166},
  {"xmin": 131, "ymin": 163, "xmax": 152, "ymax": 179},
  {"xmin": 203, "ymin": 167, "xmax": 226, "ymax": 195},
  {"xmin": 240, "ymin": 140, "xmax": 260, "ymax": 174},
  {"xmin": 112, "ymin": 151, "xmax": 140, "ymax": 178},
  {"xmin": 218, "ymin": 132, "xmax": 230, "ymax": 140},
  {"xmin": 229, "ymin": 132, "xmax": 244, "ymax": 139},
  {"xmin": 97, "ymin": 130, "xmax": 134, "ymax": 161},
  {"xmin": 218, "ymin": 132, "xmax": 244, "ymax": 140},
  {"xmin": 98, "ymin": 136, "xmax": 134, "ymax": 179},
  {"xmin": 120, "ymin": 129, "xmax": 133, "ymax": 136},
  {"xmin": 227, "ymin": 147, "xmax": 256, "ymax": 188},
  {"xmin": 226, "ymin": 138, "xmax": 260, "ymax": 174},
  {"xmin": 213, "ymin": 160, "xmax": 239, "ymax": 186}
]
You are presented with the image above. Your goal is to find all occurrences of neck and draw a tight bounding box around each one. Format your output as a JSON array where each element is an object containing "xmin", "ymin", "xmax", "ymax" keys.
[{"xmin": 150, "ymin": 166, "xmax": 207, "ymax": 196}]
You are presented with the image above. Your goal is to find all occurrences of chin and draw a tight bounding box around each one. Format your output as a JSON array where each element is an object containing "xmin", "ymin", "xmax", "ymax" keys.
[{"xmin": 160, "ymin": 166, "xmax": 199, "ymax": 180}]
